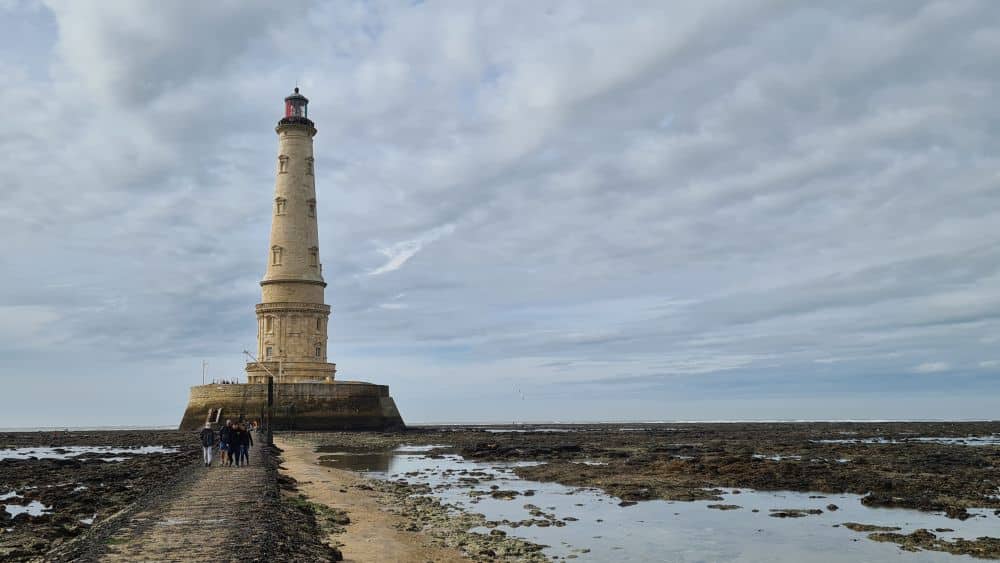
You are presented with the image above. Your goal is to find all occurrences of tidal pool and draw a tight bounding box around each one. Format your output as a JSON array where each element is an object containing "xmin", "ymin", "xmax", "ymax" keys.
[
  {"xmin": 815, "ymin": 435, "xmax": 1000, "ymax": 446},
  {"xmin": 321, "ymin": 446, "xmax": 998, "ymax": 562},
  {"xmin": 3, "ymin": 500, "xmax": 50, "ymax": 518}
]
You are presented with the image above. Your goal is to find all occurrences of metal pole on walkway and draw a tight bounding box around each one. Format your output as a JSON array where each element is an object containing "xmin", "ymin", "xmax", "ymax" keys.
[{"xmin": 267, "ymin": 375, "xmax": 274, "ymax": 446}]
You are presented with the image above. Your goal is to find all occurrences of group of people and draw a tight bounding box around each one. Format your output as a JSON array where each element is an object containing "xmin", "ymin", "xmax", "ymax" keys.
[{"xmin": 198, "ymin": 419, "xmax": 255, "ymax": 467}]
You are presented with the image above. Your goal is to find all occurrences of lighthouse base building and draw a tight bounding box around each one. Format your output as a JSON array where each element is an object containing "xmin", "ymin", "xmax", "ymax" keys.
[
  {"xmin": 179, "ymin": 88, "xmax": 404, "ymax": 431},
  {"xmin": 178, "ymin": 381, "xmax": 403, "ymax": 431}
]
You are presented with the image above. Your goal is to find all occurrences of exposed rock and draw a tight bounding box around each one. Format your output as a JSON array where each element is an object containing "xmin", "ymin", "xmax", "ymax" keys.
[
  {"xmin": 769, "ymin": 508, "xmax": 823, "ymax": 518},
  {"xmin": 841, "ymin": 522, "xmax": 902, "ymax": 532}
]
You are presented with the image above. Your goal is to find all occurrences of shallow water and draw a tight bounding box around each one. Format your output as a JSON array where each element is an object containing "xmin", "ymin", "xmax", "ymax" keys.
[
  {"xmin": 322, "ymin": 447, "xmax": 998, "ymax": 562},
  {"xmin": 3, "ymin": 500, "xmax": 50, "ymax": 518},
  {"xmin": 815, "ymin": 435, "xmax": 1000, "ymax": 446},
  {"xmin": 0, "ymin": 445, "xmax": 179, "ymax": 461},
  {"xmin": 482, "ymin": 428, "xmax": 570, "ymax": 434}
]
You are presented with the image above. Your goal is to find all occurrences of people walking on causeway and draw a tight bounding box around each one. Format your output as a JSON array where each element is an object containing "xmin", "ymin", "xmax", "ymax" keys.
[
  {"xmin": 199, "ymin": 423, "xmax": 215, "ymax": 467},
  {"xmin": 219, "ymin": 419, "xmax": 232, "ymax": 467}
]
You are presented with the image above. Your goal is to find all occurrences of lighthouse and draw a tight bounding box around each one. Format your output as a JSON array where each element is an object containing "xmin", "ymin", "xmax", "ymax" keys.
[
  {"xmin": 178, "ymin": 88, "xmax": 404, "ymax": 431},
  {"xmin": 247, "ymin": 88, "xmax": 336, "ymax": 384}
]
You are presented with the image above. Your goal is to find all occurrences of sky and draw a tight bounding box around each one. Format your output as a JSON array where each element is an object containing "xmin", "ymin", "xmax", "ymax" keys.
[{"xmin": 1, "ymin": 0, "xmax": 999, "ymax": 427}]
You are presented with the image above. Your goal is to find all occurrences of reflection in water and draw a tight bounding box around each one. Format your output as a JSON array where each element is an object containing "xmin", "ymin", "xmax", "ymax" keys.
[
  {"xmin": 318, "ymin": 452, "xmax": 395, "ymax": 472},
  {"xmin": 317, "ymin": 444, "xmax": 448, "ymax": 472},
  {"xmin": 322, "ymin": 445, "xmax": 1000, "ymax": 562}
]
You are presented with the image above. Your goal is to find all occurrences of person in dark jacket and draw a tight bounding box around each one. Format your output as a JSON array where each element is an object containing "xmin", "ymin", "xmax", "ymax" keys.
[
  {"xmin": 199, "ymin": 423, "xmax": 215, "ymax": 467},
  {"xmin": 239, "ymin": 423, "xmax": 253, "ymax": 466},
  {"xmin": 231, "ymin": 424, "xmax": 241, "ymax": 468},
  {"xmin": 219, "ymin": 419, "xmax": 233, "ymax": 467}
]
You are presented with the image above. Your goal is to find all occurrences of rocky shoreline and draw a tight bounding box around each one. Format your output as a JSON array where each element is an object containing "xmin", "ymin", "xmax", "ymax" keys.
[{"xmin": 0, "ymin": 431, "xmax": 199, "ymax": 560}]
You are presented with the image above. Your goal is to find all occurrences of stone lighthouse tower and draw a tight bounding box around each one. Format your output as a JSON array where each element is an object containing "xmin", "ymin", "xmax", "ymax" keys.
[
  {"xmin": 178, "ymin": 88, "xmax": 404, "ymax": 431},
  {"xmin": 246, "ymin": 88, "xmax": 336, "ymax": 384}
]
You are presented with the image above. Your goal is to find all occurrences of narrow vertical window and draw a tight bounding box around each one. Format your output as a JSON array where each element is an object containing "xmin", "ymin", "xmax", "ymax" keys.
[
  {"xmin": 265, "ymin": 346, "xmax": 273, "ymax": 359},
  {"xmin": 315, "ymin": 346, "xmax": 322, "ymax": 358},
  {"xmin": 275, "ymin": 197, "xmax": 287, "ymax": 215},
  {"xmin": 309, "ymin": 246, "xmax": 318, "ymax": 267},
  {"xmin": 278, "ymin": 155, "xmax": 289, "ymax": 174},
  {"xmin": 265, "ymin": 317, "xmax": 274, "ymax": 333},
  {"xmin": 306, "ymin": 157, "xmax": 315, "ymax": 176},
  {"xmin": 271, "ymin": 245, "xmax": 283, "ymax": 266},
  {"xmin": 307, "ymin": 198, "xmax": 316, "ymax": 217},
  {"xmin": 316, "ymin": 317, "xmax": 322, "ymax": 330}
]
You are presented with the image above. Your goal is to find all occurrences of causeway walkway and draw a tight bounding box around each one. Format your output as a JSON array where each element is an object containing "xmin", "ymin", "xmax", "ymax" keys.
[{"xmin": 98, "ymin": 439, "xmax": 268, "ymax": 562}]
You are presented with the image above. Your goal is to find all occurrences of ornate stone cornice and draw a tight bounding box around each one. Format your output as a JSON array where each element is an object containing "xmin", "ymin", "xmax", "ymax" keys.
[
  {"xmin": 260, "ymin": 278, "xmax": 327, "ymax": 287},
  {"xmin": 256, "ymin": 302, "xmax": 331, "ymax": 314}
]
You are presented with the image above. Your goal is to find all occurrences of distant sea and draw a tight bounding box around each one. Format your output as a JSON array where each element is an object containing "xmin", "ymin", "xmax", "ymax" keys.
[
  {"xmin": 411, "ymin": 418, "xmax": 998, "ymax": 425},
  {"xmin": 1, "ymin": 419, "xmax": 996, "ymax": 432}
]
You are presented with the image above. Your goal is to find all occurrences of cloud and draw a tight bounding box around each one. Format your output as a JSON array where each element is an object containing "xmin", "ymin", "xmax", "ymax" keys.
[
  {"xmin": 2, "ymin": 0, "xmax": 1000, "ymax": 425},
  {"xmin": 368, "ymin": 223, "xmax": 456, "ymax": 276},
  {"xmin": 979, "ymin": 360, "xmax": 1000, "ymax": 369},
  {"xmin": 912, "ymin": 362, "xmax": 950, "ymax": 374}
]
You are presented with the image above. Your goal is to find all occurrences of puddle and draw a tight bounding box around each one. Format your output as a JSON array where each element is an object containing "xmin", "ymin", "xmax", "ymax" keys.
[
  {"xmin": 482, "ymin": 428, "xmax": 570, "ymax": 433},
  {"xmin": 3, "ymin": 500, "xmax": 51, "ymax": 518},
  {"xmin": 753, "ymin": 454, "xmax": 802, "ymax": 461},
  {"xmin": 333, "ymin": 446, "xmax": 997, "ymax": 562},
  {"xmin": 910, "ymin": 436, "xmax": 1000, "ymax": 446},
  {"xmin": 394, "ymin": 444, "xmax": 449, "ymax": 452},
  {"xmin": 753, "ymin": 454, "xmax": 851, "ymax": 463},
  {"xmin": 0, "ymin": 446, "xmax": 179, "ymax": 461}
]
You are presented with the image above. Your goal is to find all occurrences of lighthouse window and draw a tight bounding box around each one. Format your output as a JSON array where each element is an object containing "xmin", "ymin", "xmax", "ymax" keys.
[
  {"xmin": 278, "ymin": 155, "xmax": 289, "ymax": 174},
  {"xmin": 265, "ymin": 317, "xmax": 274, "ymax": 333},
  {"xmin": 315, "ymin": 346, "xmax": 322, "ymax": 358},
  {"xmin": 307, "ymin": 199, "xmax": 316, "ymax": 217},
  {"xmin": 309, "ymin": 247, "xmax": 318, "ymax": 267},
  {"xmin": 271, "ymin": 245, "xmax": 283, "ymax": 266},
  {"xmin": 316, "ymin": 317, "xmax": 322, "ymax": 330},
  {"xmin": 266, "ymin": 346, "xmax": 273, "ymax": 359},
  {"xmin": 306, "ymin": 157, "xmax": 314, "ymax": 175},
  {"xmin": 275, "ymin": 197, "xmax": 287, "ymax": 215}
]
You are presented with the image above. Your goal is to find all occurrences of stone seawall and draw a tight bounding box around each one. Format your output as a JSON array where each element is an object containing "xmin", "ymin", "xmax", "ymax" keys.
[{"xmin": 178, "ymin": 381, "xmax": 404, "ymax": 431}]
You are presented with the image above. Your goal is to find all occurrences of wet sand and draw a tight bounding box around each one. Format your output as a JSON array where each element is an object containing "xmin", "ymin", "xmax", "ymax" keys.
[{"xmin": 276, "ymin": 438, "xmax": 468, "ymax": 562}]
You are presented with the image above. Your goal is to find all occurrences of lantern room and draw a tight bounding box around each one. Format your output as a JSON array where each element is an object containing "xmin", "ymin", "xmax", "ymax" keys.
[{"xmin": 284, "ymin": 87, "xmax": 308, "ymax": 118}]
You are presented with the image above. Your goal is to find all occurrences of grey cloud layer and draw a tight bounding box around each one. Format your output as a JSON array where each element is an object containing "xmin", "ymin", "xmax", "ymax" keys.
[{"xmin": 1, "ymin": 0, "xmax": 998, "ymax": 424}]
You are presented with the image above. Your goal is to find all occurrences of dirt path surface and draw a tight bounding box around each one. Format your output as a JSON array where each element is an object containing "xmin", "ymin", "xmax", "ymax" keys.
[
  {"xmin": 275, "ymin": 437, "xmax": 468, "ymax": 563},
  {"xmin": 97, "ymin": 441, "xmax": 269, "ymax": 562}
]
